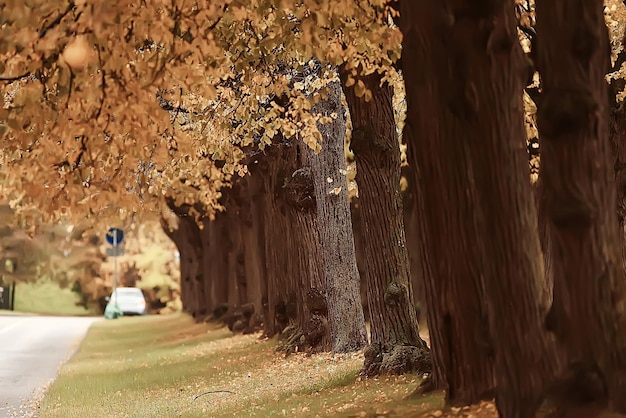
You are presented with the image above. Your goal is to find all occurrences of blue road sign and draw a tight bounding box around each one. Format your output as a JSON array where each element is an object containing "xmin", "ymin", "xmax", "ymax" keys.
[{"xmin": 106, "ymin": 228, "xmax": 124, "ymax": 246}]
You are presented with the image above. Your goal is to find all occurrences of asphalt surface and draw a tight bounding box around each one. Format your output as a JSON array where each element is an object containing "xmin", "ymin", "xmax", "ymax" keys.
[{"xmin": 0, "ymin": 315, "xmax": 99, "ymax": 417}]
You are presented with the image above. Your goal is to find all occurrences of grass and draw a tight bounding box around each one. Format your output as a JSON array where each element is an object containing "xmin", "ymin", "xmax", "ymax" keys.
[
  {"xmin": 38, "ymin": 314, "xmax": 474, "ymax": 418},
  {"xmin": 36, "ymin": 314, "xmax": 626, "ymax": 418},
  {"xmin": 11, "ymin": 280, "xmax": 97, "ymax": 316},
  {"xmin": 0, "ymin": 309, "xmax": 32, "ymax": 316}
]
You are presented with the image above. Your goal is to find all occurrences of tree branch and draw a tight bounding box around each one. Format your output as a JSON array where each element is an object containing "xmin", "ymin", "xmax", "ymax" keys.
[
  {"xmin": 39, "ymin": 0, "xmax": 76, "ymax": 39},
  {"xmin": 0, "ymin": 72, "xmax": 32, "ymax": 82}
]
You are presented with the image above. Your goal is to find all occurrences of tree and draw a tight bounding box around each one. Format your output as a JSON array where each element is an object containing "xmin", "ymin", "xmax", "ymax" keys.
[
  {"xmin": 400, "ymin": 1, "xmax": 560, "ymax": 415},
  {"xmin": 161, "ymin": 202, "xmax": 205, "ymax": 318},
  {"xmin": 398, "ymin": 1, "xmax": 496, "ymax": 404},
  {"xmin": 303, "ymin": 74, "xmax": 367, "ymax": 353},
  {"xmin": 340, "ymin": 67, "xmax": 429, "ymax": 375},
  {"xmin": 535, "ymin": 0, "xmax": 626, "ymax": 411},
  {"xmin": 161, "ymin": 213, "xmax": 195, "ymax": 314}
]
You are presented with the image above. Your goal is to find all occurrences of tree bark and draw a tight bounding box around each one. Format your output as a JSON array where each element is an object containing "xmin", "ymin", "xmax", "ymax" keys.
[
  {"xmin": 239, "ymin": 174, "xmax": 266, "ymax": 331},
  {"xmin": 340, "ymin": 68, "xmax": 430, "ymax": 376},
  {"xmin": 350, "ymin": 200, "xmax": 370, "ymax": 321},
  {"xmin": 178, "ymin": 215, "xmax": 207, "ymax": 319},
  {"xmin": 163, "ymin": 199, "xmax": 206, "ymax": 319},
  {"xmin": 160, "ymin": 215, "xmax": 194, "ymax": 315},
  {"xmin": 536, "ymin": 0, "xmax": 626, "ymax": 411},
  {"xmin": 222, "ymin": 184, "xmax": 248, "ymax": 319},
  {"xmin": 400, "ymin": 1, "xmax": 496, "ymax": 405},
  {"xmin": 256, "ymin": 145, "xmax": 294, "ymax": 336},
  {"xmin": 401, "ymin": 167, "xmax": 427, "ymax": 326},
  {"xmin": 402, "ymin": 2, "xmax": 562, "ymax": 414},
  {"xmin": 304, "ymin": 75, "xmax": 367, "ymax": 353},
  {"xmin": 283, "ymin": 145, "xmax": 330, "ymax": 352},
  {"xmin": 249, "ymin": 136, "xmax": 332, "ymax": 351},
  {"xmin": 199, "ymin": 212, "xmax": 230, "ymax": 320},
  {"xmin": 449, "ymin": 2, "xmax": 561, "ymax": 415},
  {"xmin": 225, "ymin": 209, "xmax": 246, "ymax": 321}
]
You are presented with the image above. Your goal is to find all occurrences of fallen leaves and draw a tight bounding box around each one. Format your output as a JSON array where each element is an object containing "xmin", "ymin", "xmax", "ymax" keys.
[{"xmin": 421, "ymin": 400, "xmax": 498, "ymax": 418}]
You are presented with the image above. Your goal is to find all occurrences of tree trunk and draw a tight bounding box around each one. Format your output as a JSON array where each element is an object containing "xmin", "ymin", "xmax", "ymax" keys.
[
  {"xmin": 222, "ymin": 184, "xmax": 248, "ymax": 319},
  {"xmin": 350, "ymin": 200, "xmax": 370, "ymax": 322},
  {"xmin": 255, "ymin": 142, "xmax": 300, "ymax": 337},
  {"xmin": 447, "ymin": 2, "xmax": 561, "ymax": 415},
  {"xmin": 225, "ymin": 207, "xmax": 246, "ymax": 322},
  {"xmin": 179, "ymin": 215, "xmax": 207, "ymax": 320},
  {"xmin": 304, "ymin": 75, "xmax": 367, "ymax": 353},
  {"xmin": 535, "ymin": 178, "xmax": 554, "ymax": 312},
  {"xmin": 340, "ymin": 68, "xmax": 430, "ymax": 376},
  {"xmin": 249, "ymin": 136, "xmax": 331, "ymax": 350},
  {"xmin": 400, "ymin": 1, "xmax": 496, "ymax": 404},
  {"xmin": 536, "ymin": 0, "xmax": 626, "ymax": 411},
  {"xmin": 283, "ymin": 145, "xmax": 330, "ymax": 352},
  {"xmin": 212, "ymin": 212, "xmax": 231, "ymax": 319},
  {"xmin": 162, "ymin": 200, "xmax": 206, "ymax": 319},
  {"xmin": 160, "ymin": 215, "xmax": 194, "ymax": 313},
  {"xmin": 401, "ymin": 167, "xmax": 427, "ymax": 326},
  {"xmin": 239, "ymin": 174, "xmax": 266, "ymax": 331}
]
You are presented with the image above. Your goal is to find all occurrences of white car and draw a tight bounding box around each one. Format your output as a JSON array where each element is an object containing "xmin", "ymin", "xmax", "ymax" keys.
[{"xmin": 107, "ymin": 287, "xmax": 147, "ymax": 316}]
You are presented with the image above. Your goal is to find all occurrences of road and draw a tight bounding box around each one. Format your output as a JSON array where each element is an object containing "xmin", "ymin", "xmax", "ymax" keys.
[{"xmin": 0, "ymin": 315, "xmax": 99, "ymax": 417}]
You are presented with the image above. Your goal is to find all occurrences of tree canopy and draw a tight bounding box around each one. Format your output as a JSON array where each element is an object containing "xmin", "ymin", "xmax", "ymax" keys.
[{"xmin": 0, "ymin": 0, "xmax": 404, "ymax": 225}]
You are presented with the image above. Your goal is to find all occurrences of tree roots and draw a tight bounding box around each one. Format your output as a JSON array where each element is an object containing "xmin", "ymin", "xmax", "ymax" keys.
[{"xmin": 362, "ymin": 343, "xmax": 432, "ymax": 377}]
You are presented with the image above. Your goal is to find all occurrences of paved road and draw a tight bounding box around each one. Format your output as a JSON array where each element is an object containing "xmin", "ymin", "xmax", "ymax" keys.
[{"xmin": 0, "ymin": 315, "xmax": 99, "ymax": 417}]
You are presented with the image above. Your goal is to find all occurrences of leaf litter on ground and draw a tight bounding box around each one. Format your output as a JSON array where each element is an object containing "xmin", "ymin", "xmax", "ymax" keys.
[{"xmin": 38, "ymin": 314, "xmax": 501, "ymax": 417}]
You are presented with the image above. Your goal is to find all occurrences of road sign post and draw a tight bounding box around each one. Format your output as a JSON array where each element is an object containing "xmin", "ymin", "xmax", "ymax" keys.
[
  {"xmin": 113, "ymin": 231, "xmax": 118, "ymax": 307},
  {"xmin": 106, "ymin": 228, "xmax": 124, "ymax": 310}
]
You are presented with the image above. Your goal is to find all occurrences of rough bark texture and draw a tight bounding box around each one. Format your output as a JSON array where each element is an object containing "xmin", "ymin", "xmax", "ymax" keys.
[
  {"xmin": 402, "ymin": 1, "xmax": 562, "ymax": 414},
  {"xmin": 340, "ymin": 69, "xmax": 430, "ymax": 376},
  {"xmin": 401, "ymin": 168, "xmax": 427, "ymax": 325},
  {"xmin": 350, "ymin": 200, "xmax": 370, "ymax": 321},
  {"xmin": 304, "ymin": 76, "xmax": 367, "ymax": 353},
  {"xmin": 283, "ymin": 146, "xmax": 330, "ymax": 352},
  {"xmin": 160, "ymin": 215, "xmax": 195, "ymax": 315},
  {"xmin": 535, "ymin": 178, "xmax": 554, "ymax": 313},
  {"xmin": 221, "ymin": 190, "xmax": 247, "ymax": 329},
  {"xmin": 257, "ymin": 145, "xmax": 294, "ymax": 337},
  {"xmin": 449, "ymin": 3, "xmax": 561, "ymax": 415},
  {"xmin": 250, "ymin": 136, "xmax": 331, "ymax": 350},
  {"xmin": 180, "ymin": 215, "xmax": 207, "ymax": 319},
  {"xmin": 229, "ymin": 191, "xmax": 248, "ymax": 309},
  {"xmin": 400, "ymin": 1, "xmax": 496, "ymax": 404},
  {"xmin": 239, "ymin": 174, "xmax": 266, "ymax": 331},
  {"xmin": 200, "ymin": 212, "xmax": 229, "ymax": 320},
  {"xmin": 536, "ymin": 0, "xmax": 626, "ymax": 411},
  {"xmin": 163, "ymin": 199, "xmax": 206, "ymax": 319}
]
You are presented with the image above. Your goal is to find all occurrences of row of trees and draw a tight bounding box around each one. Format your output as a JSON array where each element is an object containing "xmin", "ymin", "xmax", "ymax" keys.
[
  {"xmin": 162, "ymin": 68, "xmax": 430, "ymax": 376},
  {"xmin": 2, "ymin": 0, "xmax": 626, "ymax": 416}
]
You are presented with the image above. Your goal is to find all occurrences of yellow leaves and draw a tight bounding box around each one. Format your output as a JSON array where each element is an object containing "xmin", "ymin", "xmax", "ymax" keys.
[
  {"xmin": 352, "ymin": 79, "xmax": 372, "ymax": 102},
  {"xmin": 0, "ymin": 0, "xmax": 406, "ymax": 223},
  {"xmin": 11, "ymin": 83, "xmax": 42, "ymax": 109},
  {"xmin": 313, "ymin": 11, "xmax": 330, "ymax": 28},
  {"xmin": 232, "ymin": 6, "xmax": 249, "ymax": 21},
  {"xmin": 354, "ymin": 80, "xmax": 366, "ymax": 97}
]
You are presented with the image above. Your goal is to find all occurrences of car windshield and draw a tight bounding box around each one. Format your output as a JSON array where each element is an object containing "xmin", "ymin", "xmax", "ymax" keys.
[{"xmin": 111, "ymin": 288, "xmax": 143, "ymax": 301}]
